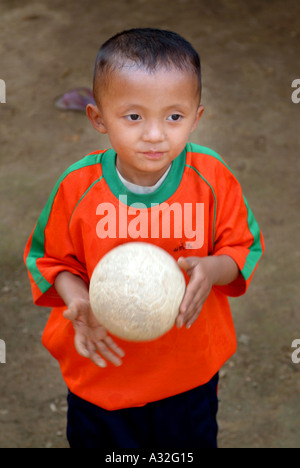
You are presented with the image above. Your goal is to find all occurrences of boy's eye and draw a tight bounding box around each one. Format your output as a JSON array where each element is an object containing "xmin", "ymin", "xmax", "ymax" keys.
[
  {"xmin": 127, "ymin": 114, "xmax": 141, "ymax": 121},
  {"xmin": 168, "ymin": 114, "xmax": 182, "ymax": 122}
]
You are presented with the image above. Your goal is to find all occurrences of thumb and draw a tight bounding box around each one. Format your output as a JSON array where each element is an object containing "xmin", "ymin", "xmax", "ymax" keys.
[
  {"xmin": 63, "ymin": 305, "xmax": 78, "ymax": 321},
  {"xmin": 177, "ymin": 256, "xmax": 199, "ymax": 276}
]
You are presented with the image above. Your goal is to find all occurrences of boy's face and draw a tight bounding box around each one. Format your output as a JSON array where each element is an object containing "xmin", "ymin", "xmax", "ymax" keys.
[{"xmin": 87, "ymin": 66, "xmax": 204, "ymax": 186}]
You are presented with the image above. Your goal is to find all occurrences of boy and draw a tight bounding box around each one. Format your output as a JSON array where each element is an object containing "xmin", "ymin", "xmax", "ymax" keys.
[{"xmin": 24, "ymin": 28, "xmax": 264, "ymax": 448}]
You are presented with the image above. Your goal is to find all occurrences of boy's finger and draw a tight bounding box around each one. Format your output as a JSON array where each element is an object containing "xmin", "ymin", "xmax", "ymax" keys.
[
  {"xmin": 177, "ymin": 285, "xmax": 204, "ymax": 328},
  {"xmin": 79, "ymin": 339, "xmax": 107, "ymax": 368},
  {"xmin": 185, "ymin": 313, "xmax": 200, "ymax": 329},
  {"xmin": 96, "ymin": 340, "xmax": 123, "ymax": 367},
  {"xmin": 91, "ymin": 354, "xmax": 107, "ymax": 368},
  {"xmin": 177, "ymin": 303, "xmax": 195, "ymax": 327},
  {"xmin": 74, "ymin": 333, "xmax": 90, "ymax": 358},
  {"xmin": 178, "ymin": 279, "xmax": 200, "ymax": 315},
  {"xmin": 87, "ymin": 343, "xmax": 107, "ymax": 368},
  {"xmin": 176, "ymin": 293, "xmax": 191, "ymax": 327},
  {"xmin": 104, "ymin": 336, "xmax": 125, "ymax": 358}
]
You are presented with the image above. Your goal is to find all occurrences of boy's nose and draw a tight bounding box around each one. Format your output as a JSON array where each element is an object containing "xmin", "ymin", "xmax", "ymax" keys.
[{"xmin": 142, "ymin": 121, "xmax": 165, "ymax": 143}]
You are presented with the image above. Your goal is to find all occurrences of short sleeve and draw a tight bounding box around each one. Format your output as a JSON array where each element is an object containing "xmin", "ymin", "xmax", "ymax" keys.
[
  {"xmin": 212, "ymin": 166, "xmax": 264, "ymax": 297},
  {"xmin": 24, "ymin": 180, "xmax": 89, "ymax": 307}
]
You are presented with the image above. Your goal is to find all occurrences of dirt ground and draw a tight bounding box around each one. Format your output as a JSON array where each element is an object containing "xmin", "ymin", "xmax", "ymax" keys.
[{"xmin": 0, "ymin": 0, "xmax": 299, "ymax": 449}]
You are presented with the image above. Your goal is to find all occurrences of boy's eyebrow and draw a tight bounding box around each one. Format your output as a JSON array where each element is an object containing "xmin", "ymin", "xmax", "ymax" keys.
[{"xmin": 117, "ymin": 103, "xmax": 193, "ymax": 113}]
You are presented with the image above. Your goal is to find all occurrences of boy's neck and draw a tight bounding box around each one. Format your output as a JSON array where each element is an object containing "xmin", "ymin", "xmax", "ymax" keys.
[
  {"xmin": 116, "ymin": 163, "xmax": 172, "ymax": 194},
  {"xmin": 115, "ymin": 157, "xmax": 172, "ymax": 188}
]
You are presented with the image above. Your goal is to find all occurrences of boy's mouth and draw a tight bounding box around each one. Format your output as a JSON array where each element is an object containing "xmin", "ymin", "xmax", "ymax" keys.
[{"xmin": 142, "ymin": 151, "xmax": 165, "ymax": 160}]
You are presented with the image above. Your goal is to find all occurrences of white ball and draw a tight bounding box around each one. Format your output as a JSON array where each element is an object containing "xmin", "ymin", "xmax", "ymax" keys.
[{"xmin": 89, "ymin": 242, "xmax": 186, "ymax": 342}]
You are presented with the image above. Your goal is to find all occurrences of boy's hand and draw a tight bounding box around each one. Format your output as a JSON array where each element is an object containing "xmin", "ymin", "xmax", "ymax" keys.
[
  {"xmin": 176, "ymin": 257, "xmax": 213, "ymax": 329},
  {"xmin": 63, "ymin": 298, "xmax": 125, "ymax": 368},
  {"xmin": 176, "ymin": 255, "xmax": 239, "ymax": 329}
]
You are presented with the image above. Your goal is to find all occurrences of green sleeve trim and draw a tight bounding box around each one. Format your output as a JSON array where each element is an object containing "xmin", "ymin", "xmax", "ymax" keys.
[
  {"xmin": 185, "ymin": 164, "xmax": 217, "ymax": 249},
  {"xmin": 241, "ymin": 196, "xmax": 264, "ymax": 280},
  {"xmin": 188, "ymin": 144, "xmax": 263, "ymax": 278},
  {"xmin": 69, "ymin": 176, "xmax": 104, "ymax": 227},
  {"xmin": 26, "ymin": 153, "xmax": 102, "ymax": 293},
  {"xmin": 189, "ymin": 142, "xmax": 234, "ymax": 173}
]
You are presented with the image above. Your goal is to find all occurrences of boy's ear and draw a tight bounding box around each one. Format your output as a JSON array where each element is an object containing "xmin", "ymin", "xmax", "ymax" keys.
[
  {"xmin": 191, "ymin": 105, "xmax": 205, "ymax": 133},
  {"xmin": 86, "ymin": 104, "xmax": 107, "ymax": 134}
]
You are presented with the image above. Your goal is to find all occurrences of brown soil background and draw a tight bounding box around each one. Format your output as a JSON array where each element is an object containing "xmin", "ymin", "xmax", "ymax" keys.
[{"xmin": 0, "ymin": 0, "xmax": 299, "ymax": 448}]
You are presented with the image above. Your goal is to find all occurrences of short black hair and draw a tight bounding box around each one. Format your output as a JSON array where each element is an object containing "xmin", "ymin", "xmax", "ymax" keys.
[{"xmin": 93, "ymin": 28, "xmax": 201, "ymax": 101}]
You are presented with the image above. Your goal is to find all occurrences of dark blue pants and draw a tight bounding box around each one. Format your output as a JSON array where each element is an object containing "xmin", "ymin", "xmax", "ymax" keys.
[{"xmin": 66, "ymin": 373, "xmax": 219, "ymax": 449}]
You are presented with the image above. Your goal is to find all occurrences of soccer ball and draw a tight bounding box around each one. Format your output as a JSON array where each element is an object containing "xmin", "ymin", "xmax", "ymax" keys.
[{"xmin": 89, "ymin": 242, "xmax": 186, "ymax": 341}]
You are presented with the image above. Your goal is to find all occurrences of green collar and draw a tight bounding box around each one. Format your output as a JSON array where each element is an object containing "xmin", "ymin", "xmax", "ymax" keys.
[{"xmin": 100, "ymin": 147, "xmax": 186, "ymax": 207}]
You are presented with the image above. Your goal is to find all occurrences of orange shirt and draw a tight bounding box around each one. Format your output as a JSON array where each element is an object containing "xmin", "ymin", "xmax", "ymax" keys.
[{"xmin": 24, "ymin": 143, "xmax": 264, "ymax": 410}]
